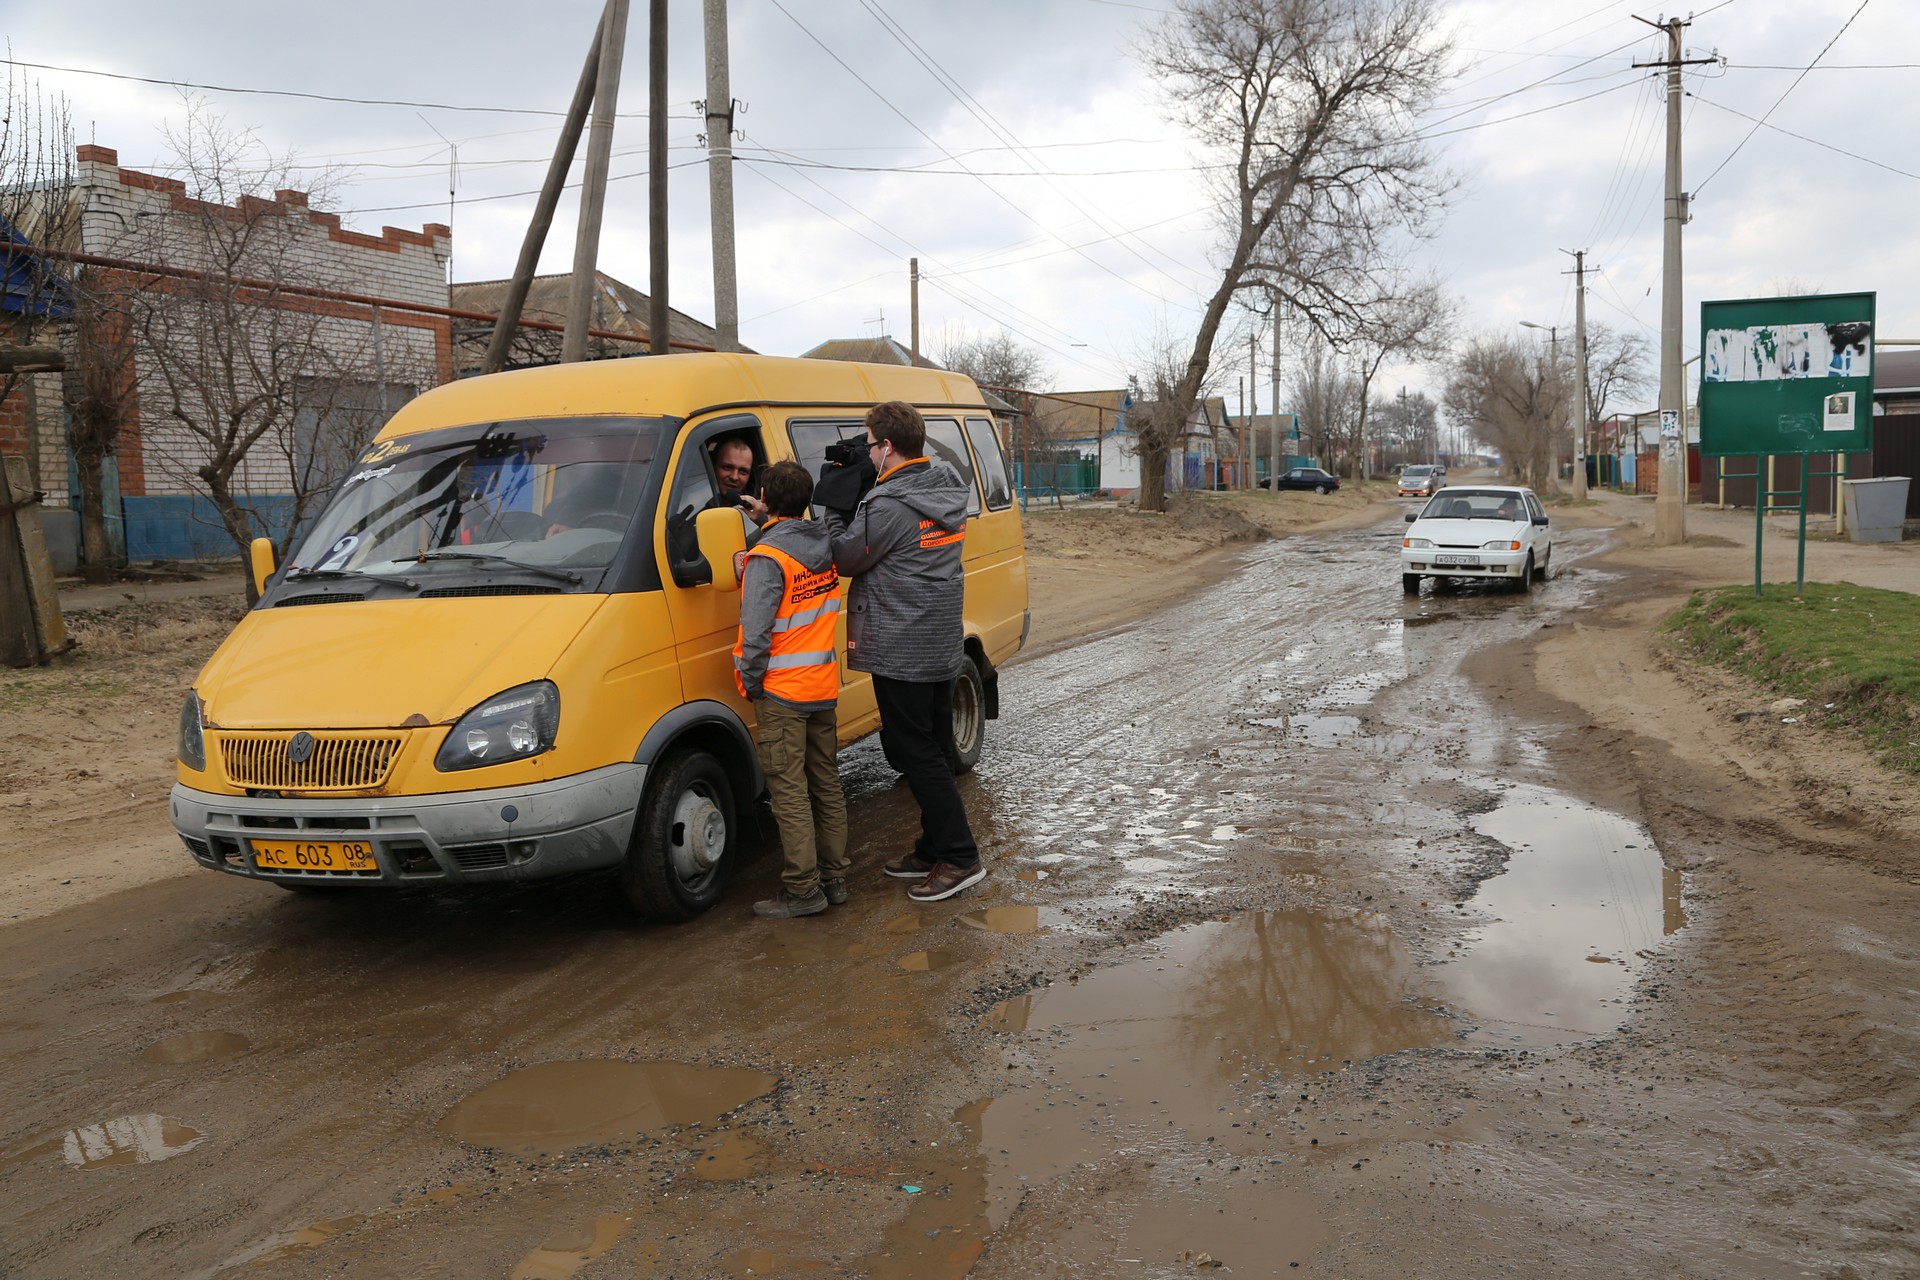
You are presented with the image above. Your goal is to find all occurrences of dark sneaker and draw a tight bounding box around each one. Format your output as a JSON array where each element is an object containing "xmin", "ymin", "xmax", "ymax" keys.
[
  {"xmin": 884, "ymin": 852, "xmax": 937, "ymax": 880},
  {"xmin": 907, "ymin": 863, "xmax": 987, "ymax": 902},
  {"xmin": 753, "ymin": 888, "xmax": 829, "ymax": 918},
  {"xmin": 822, "ymin": 878, "xmax": 848, "ymax": 906}
]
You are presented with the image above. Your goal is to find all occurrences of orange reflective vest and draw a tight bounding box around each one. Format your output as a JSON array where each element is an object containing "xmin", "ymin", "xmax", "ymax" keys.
[{"xmin": 733, "ymin": 542, "xmax": 842, "ymax": 704}]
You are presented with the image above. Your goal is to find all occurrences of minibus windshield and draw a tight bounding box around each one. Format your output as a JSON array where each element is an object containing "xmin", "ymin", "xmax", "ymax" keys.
[{"xmin": 284, "ymin": 417, "xmax": 664, "ymax": 592}]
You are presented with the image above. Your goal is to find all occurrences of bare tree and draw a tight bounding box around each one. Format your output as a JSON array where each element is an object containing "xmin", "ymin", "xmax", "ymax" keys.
[
  {"xmin": 1375, "ymin": 388, "xmax": 1438, "ymax": 468},
  {"xmin": 1580, "ymin": 322, "xmax": 1652, "ymax": 430},
  {"xmin": 1287, "ymin": 330, "xmax": 1360, "ymax": 471},
  {"xmin": 62, "ymin": 271, "xmax": 138, "ymax": 582},
  {"xmin": 0, "ymin": 70, "xmax": 81, "ymax": 491},
  {"xmin": 1135, "ymin": 0, "xmax": 1453, "ymax": 511},
  {"xmin": 934, "ymin": 326, "xmax": 1049, "ymax": 394},
  {"xmin": 1442, "ymin": 334, "xmax": 1567, "ymax": 489},
  {"xmin": 125, "ymin": 106, "xmax": 384, "ymax": 591},
  {"xmin": 1342, "ymin": 279, "xmax": 1453, "ymax": 478}
]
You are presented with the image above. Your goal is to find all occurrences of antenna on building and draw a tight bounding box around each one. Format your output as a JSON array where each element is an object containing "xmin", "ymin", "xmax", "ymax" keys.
[
  {"xmin": 416, "ymin": 113, "xmax": 459, "ymax": 283},
  {"xmin": 865, "ymin": 309, "xmax": 885, "ymax": 337}
]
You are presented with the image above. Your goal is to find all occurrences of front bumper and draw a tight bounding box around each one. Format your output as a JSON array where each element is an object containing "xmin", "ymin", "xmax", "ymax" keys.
[
  {"xmin": 1400, "ymin": 551, "xmax": 1526, "ymax": 578},
  {"xmin": 170, "ymin": 763, "xmax": 646, "ymax": 887}
]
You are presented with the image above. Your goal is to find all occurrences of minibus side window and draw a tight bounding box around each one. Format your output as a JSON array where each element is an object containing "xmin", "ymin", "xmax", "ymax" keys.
[
  {"xmin": 922, "ymin": 418, "xmax": 982, "ymax": 517},
  {"xmin": 964, "ymin": 417, "xmax": 1013, "ymax": 511},
  {"xmin": 785, "ymin": 420, "xmax": 867, "ymax": 519}
]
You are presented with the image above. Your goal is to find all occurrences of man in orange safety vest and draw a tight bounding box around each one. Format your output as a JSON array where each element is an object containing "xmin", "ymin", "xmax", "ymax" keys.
[{"xmin": 733, "ymin": 460, "xmax": 850, "ymax": 918}]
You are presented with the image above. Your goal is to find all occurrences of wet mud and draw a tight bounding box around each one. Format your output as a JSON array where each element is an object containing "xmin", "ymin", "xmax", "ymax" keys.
[{"xmin": 4, "ymin": 511, "xmax": 1916, "ymax": 1277}]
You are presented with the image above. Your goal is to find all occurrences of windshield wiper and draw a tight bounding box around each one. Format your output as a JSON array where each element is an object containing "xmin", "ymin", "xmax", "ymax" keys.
[
  {"xmin": 417, "ymin": 549, "xmax": 584, "ymax": 585},
  {"xmin": 284, "ymin": 567, "xmax": 419, "ymax": 586}
]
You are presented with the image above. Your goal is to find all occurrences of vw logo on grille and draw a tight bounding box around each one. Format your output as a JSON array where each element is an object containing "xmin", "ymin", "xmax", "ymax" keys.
[{"xmin": 285, "ymin": 732, "xmax": 317, "ymax": 765}]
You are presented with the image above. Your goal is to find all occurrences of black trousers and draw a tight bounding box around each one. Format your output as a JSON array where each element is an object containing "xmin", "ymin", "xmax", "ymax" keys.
[{"xmin": 871, "ymin": 674, "xmax": 979, "ymax": 870}]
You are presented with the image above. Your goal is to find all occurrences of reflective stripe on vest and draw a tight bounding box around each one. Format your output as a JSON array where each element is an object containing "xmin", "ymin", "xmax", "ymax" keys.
[{"xmin": 733, "ymin": 540, "xmax": 841, "ymax": 703}]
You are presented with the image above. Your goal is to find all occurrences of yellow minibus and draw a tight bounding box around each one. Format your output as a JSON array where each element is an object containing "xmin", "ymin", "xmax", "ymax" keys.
[{"xmin": 169, "ymin": 354, "xmax": 1029, "ymax": 919}]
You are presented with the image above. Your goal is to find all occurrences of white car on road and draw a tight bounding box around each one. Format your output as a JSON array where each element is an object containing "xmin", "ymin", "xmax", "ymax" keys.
[{"xmin": 1400, "ymin": 485, "xmax": 1552, "ymax": 594}]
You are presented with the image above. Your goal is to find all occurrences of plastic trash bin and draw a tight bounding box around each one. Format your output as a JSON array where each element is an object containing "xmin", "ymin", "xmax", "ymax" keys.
[{"xmin": 1841, "ymin": 476, "xmax": 1910, "ymax": 543}]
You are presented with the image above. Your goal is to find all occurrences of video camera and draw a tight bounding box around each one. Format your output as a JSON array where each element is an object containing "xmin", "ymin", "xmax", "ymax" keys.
[{"xmin": 815, "ymin": 435, "xmax": 877, "ymax": 516}]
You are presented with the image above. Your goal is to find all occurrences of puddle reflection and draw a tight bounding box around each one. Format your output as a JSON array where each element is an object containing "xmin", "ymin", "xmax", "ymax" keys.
[{"xmin": 1435, "ymin": 784, "xmax": 1681, "ymax": 1044}]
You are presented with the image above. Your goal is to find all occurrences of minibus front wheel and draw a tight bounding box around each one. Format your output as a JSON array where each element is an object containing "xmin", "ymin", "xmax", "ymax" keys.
[{"xmin": 624, "ymin": 748, "xmax": 735, "ymax": 920}]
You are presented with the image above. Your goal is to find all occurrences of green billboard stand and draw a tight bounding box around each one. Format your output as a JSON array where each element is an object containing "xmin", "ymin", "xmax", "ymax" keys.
[{"xmin": 1698, "ymin": 291, "xmax": 1875, "ymax": 596}]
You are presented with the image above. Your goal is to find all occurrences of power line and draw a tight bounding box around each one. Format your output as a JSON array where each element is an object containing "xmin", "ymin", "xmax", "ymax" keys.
[
  {"xmin": 1693, "ymin": 0, "xmax": 1874, "ymax": 195},
  {"xmin": 764, "ymin": 0, "xmax": 1186, "ymax": 311},
  {"xmin": 0, "ymin": 55, "xmax": 691, "ymax": 120},
  {"xmin": 1689, "ymin": 92, "xmax": 1920, "ymax": 182}
]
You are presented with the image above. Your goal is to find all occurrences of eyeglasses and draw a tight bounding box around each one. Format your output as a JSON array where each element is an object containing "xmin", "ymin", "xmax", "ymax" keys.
[{"xmin": 866, "ymin": 439, "xmax": 885, "ymax": 454}]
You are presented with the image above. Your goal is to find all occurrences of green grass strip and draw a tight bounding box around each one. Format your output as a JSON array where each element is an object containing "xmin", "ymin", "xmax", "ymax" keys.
[{"xmin": 1661, "ymin": 582, "xmax": 1920, "ymax": 774}]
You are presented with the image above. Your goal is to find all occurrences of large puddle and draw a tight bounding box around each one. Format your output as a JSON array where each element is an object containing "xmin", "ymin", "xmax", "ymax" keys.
[
  {"xmin": 437, "ymin": 1059, "xmax": 777, "ymax": 1156},
  {"xmin": 1433, "ymin": 785, "xmax": 1682, "ymax": 1044}
]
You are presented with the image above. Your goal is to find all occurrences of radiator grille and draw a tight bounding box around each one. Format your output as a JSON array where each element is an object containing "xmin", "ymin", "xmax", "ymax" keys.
[{"xmin": 217, "ymin": 731, "xmax": 407, "ymax": 791}]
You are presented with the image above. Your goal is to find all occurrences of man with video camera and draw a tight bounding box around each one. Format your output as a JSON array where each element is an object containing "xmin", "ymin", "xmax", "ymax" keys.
[{"xmin": 818, "ymin": 402, "xmax": 984, "ymax": 902}]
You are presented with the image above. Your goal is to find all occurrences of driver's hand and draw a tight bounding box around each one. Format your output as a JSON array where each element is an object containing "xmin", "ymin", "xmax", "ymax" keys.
[{"xmin": 739, "ymin": 494, "xmax": 769, "ymax": 522}]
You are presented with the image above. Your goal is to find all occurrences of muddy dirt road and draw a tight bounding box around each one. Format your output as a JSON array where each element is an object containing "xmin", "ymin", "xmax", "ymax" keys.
[{"xmin": 3, "ymin": 500, "xmax": 1917, "ymax": 1279}]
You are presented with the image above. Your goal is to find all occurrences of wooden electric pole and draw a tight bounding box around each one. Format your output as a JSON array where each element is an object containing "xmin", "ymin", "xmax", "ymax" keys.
[
  {"xmin": 648, "ymin": 0, "xmax": 669, "ymax": 355},
  {"xmin": 1567, "ymin": 247, "xmax": 1589, "ymax": 502},
  {"xmin": 482, "ymin": 10, "xmax": 605, "ymax": 375},
  {"xmin": 563, "ymin": 0, "xmax": 631, "ymax": 363},
  {"xmin": 702, "ymin": 0, "xmax": 739, "ymax": 351}
]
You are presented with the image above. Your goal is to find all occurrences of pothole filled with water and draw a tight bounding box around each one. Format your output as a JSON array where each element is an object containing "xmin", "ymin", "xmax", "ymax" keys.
[
  {"xmin": 438, "ymin": 1060, "xmax": 777, "ymax": 1156},
  {"xmin": 1432, "ymin": 783, "xmax": 1682, "ymax": 1045}
]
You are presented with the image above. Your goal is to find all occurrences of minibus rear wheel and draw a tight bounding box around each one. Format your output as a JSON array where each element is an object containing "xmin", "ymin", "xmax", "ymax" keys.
[
  {"xmin": 949, "ymin": 655, "xmax": 985, "ymax": 775},
  {"xmin": 624, "ymin": 748, "xmax": 735, "ymax": 920}
]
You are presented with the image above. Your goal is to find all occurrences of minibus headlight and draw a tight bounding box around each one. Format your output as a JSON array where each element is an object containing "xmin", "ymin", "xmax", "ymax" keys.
[
  {"xmin": 436, "ymin": 681, "xmax": 560, "ymax": 772},
  {"xmin": 179, "ymin": 690, "xmax": 207, "ymax": 772}
]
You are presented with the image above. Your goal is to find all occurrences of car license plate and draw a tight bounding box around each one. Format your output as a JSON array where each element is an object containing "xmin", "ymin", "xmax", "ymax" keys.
[
  {"xmin": 251, "ymin": 839, "xmax": 377, "ymax": 872},
  {"xmin": 1433, "ymin": 554, "xmax": 1480, "ymax": 566}
]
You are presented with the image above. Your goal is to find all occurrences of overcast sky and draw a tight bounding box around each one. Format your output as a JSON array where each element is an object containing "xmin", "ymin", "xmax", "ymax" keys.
[{"xmin": 10, "ymin": 0, "xmax": 1918, "ymax": 410}]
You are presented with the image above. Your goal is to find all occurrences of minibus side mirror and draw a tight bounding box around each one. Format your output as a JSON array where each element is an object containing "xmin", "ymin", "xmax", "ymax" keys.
[
  {"xmin": 694, "ymin": 507, "xmax": 749, "ymax": 591},
  {"xmin": 249, "ymin": 537, "xmax": 276, "ymax": 597}
]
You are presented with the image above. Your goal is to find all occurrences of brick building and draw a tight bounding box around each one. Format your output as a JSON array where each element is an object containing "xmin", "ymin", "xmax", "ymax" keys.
[{"xmin": 3, "ymin": 145, "xmax": 452, "ymax": 569}]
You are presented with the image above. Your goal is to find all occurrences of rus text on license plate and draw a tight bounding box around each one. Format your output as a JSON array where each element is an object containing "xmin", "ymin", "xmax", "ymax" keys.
[
  {"xmin": 251, "ymin": 839, "xmax": 377, "ymax": 872},
  {"xmin": 1433, "ymin": 554, "xmax": 1480, "ymax": 567}
]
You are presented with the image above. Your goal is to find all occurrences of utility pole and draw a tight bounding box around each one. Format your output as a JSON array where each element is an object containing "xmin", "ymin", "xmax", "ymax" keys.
[
  {"xmin": 1635, "ymin": 15, "xmax": 1715, "ymax": 542},
  {"xmin": 1269, "ymin": 305, "xmax": 1281, "ymax": 479},
  {"xmin": 1566, "ymin": 248, "xmax": 1590, "ymax": 501},
  {"xmin": 482, "ymin": 9, "xmax": 604, "ymax": 375},
  {"xmin": 702, "ymin": 0, "xmax": 740, "ymax": 351},
  {"xmin": 564, "ymin": 0, "xmax": 631, "ymax": 363},
  {"xmin": 648, "ymin": 0, "xmax": 669, "ymax": 355},
  {"xmin": 909, "ymin": 258, "xmax": 920, "ymax": 363}
]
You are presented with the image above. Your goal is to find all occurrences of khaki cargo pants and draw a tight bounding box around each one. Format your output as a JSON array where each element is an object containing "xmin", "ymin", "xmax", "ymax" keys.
[{"xmin": 752, "ymin": 699, "xmax": 850, "ymax": 896}]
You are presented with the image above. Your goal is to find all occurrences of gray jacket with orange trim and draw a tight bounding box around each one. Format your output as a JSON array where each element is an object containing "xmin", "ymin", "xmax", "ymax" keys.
[{"xmin": 822, "ymin": 456, "xmax": 969, "ymax": 682}]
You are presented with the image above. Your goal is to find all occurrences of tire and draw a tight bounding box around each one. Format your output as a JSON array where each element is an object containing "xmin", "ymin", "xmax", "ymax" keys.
[
  {"xmin": 1515, "ymin": 553, "xmax": 1535, "ymax": 593},
  {"xmin": 622, "ymin": 748, "xmax": 735, "ymax": 920},
  {"xmin": 1313, "ymin": 484, "xmax": 1329, "ymax": 495},
  {"xmin": 1402, "ymin": 573, "xmax": 1421, "ymax": 596},
  {"xmin": 948, "ymin": 654, "xmax": 986, "ymax": 775},
  {"xmin": 1533, "ymin": 548, "xmax": 1550, "ymax": 582}
]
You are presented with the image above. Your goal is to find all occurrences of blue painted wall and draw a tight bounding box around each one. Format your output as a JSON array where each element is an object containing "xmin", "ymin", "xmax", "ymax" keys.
[{"xmin": 124, "ymin": 494, "xmax": 298, "ymax": 562}]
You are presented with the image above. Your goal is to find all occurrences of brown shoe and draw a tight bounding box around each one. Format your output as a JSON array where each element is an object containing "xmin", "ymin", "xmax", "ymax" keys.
[
  {"xmin": 753, "ymin": 888, "xmax": 829, "ymax": 918},
  {"xmin": 883, "ymin": 852, "xmax": 937, "ymax": 880},
  {"xmin": 822, "ymin": 878, "xmax": 848, "ymax": 906},
  {"xmin": 907, "ymin": 863, "xmax": 987, "ymax": 902}
]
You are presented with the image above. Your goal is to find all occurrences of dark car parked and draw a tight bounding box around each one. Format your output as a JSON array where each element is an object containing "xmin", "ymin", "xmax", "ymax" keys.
[{"xmin": 1260, "ymin": 467, "xmax": 1341, "ymax": 494}]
